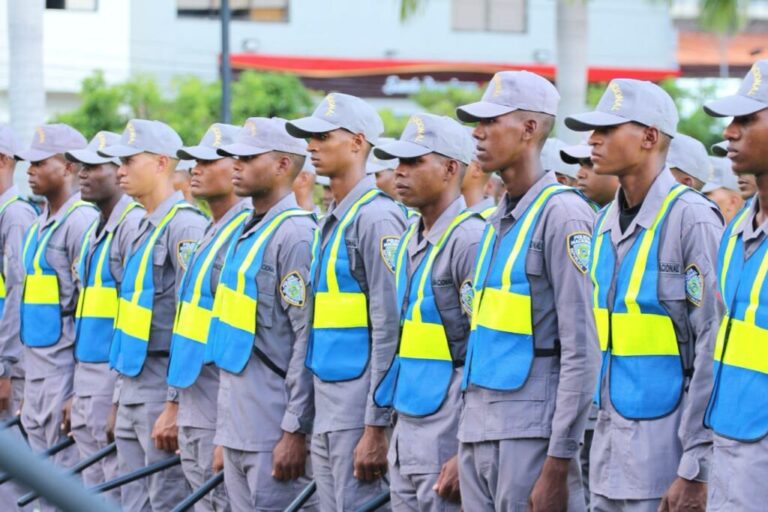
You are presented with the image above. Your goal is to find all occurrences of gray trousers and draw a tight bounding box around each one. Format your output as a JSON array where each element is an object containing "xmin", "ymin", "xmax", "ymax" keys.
[
  {"xmin": 458, "ymin": 439, "xmax": 585, "ymax": 512},
  {"xmin": 590, "ymin": 494, "xmax": 661, "ymax": 512},
  {"xmin": 388, "ymin": 466, "xmax": 460, "ymax": 512},
  {"xmin": 0, "ymin": 378, "xmax": 27, "ymax": 511},
  {"xmin": 708, "ymin": 433, "xmax": 768, "ymax": 511},
  {"xmin": 115, "ymin": 401, "xmax": 190, "ymax": 512},
  {"xmin": 178, "ymin": 426, "xmax": 229, "ymax": 512},
  {"xmin": 71, "ymin": 393, "xmax": 119, "ymax": 500},
  {"xmin": 222, "ymin": 447, "xmax": 317, "ymax": 511},
  {"xmin": 311, "ymin": 429, "xmax": 390, "ymax": 512},
  {"xmin": 22, "ymin": 372, "xmax": 79, "ymax": 512}
]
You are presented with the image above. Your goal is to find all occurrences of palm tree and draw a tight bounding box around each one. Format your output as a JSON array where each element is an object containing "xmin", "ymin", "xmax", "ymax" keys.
[{"xmin": 697, "ymin": 0, "xmax": 748, "ymax": 78}]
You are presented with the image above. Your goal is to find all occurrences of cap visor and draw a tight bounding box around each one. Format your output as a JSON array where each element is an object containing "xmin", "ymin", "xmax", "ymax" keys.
[
  {"xmin": 217, "ymin": 143, "xmax": 271, "ymax": 157},
  {"xmin": 373, "ymin": 141, "xmax": 431, "ymax": 160},
  {"xmin": 456, "ymin": 102, "xmax": 515, "ymax": 123},
  {"xmin": 15, "ymin": 149, "xmax": 57, "ymax": 162},
  {"xmin": 285, "ymin": 117, "xmax": 339, "ymax": 139},
  {"xmin": 565, "ymin": 111, "xmax": 629, "ymax": 132},
  {"xmin": 560, "ymin": 145, "xmax": 591, "ymax": 165},
  {"xmin": 702, "ymin": 182, "xmax": 720, "ymax": 194},
  {"xmin": 704, "ymin": 95, "xmax": 768, "ymax": 118},
  {"xmin": 65, "ymin": 149, "xmax": 113, "ymax": 165},
  {"xmin": 98, "ymin": 144, "xmax": 142, "ymax": 158},
  {"xmin": 711, "ymin": 142, "xmax": 728, "ymax": 157},
  {"xmin": 177, "ymin": 146, "xmax": 221, "ymax": 161}
]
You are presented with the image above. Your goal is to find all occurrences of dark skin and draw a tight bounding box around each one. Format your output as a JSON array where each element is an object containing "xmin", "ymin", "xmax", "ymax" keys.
[
  {"xmin": 474, "ymin": 110, "xmax": 573, "ymax": 511},
  {"xmin": 460, "ymin": 160, "xmax": 491, "ymax": 208},
  {"xmin": 307, "ymin": 128, "xmax": 390, "ymax": 482},
  {"xmin": 0, "ymin": 153, "xmax": 15, "ymax": 414},
  {"xmin": 724, "ymin": 108, "xmax": 768, "ymax": 224},
  {"xmin": 27, "ymin": 154, "xmax": 77, "ymax": 215},
  {"xmin": 575, "ymin": 158, "xmax": 619, "ymax": 207},
  {"xmin": 669, "ymin": 168, "xmax": 705, "ymax": 192},
  {"xmin": 292, "ymin": 170, "xmax": 317, "ymax": 212},
  {"xmin": 374, "ymin": 168, "xmax": 398, "ymax": 199},
  {"xmin": 588, "ymin": 122, "xmax": 706, "ymax": 512},
  {"xmin": 190, "ymin": 157, "xmax": 239, "ymax": 222},
  {"xmin": 230, "ymin": 150, "xmax": 308, "ymax": 481}
]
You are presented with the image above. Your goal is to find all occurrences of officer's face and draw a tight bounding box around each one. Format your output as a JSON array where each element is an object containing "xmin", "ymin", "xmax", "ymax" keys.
[
  {"xmin": 395, "ymin": 153, "xmax": 456, "ymax": 209},
  {"xmin": 588, "ymin": 123, "xmax": 648, "ymax": 177},
  {"xmin": 737, "ymin": 173, "xmax": 757, "ymax": 199},
  {"xmin": 723, "ymin": 108, "xmax": 768, "ymax": 176},
  {"xmin": 472, "ymin": 112, "xmax": 525, "ymax": 173},
  {"xmin": 575, "ymin": 159, "xmax": 619, "ymax": 207},
  {"xmin": 190, "ymin": 157, "xmax": 236, "ymax": 201},
  {"xmin": 306, "ymin": 129, "xmax": 365, "ymax": 177},
  {"xmin": 117, "ymin": 153, "xmax": 164, "ymax": 198},
  {"xmin": 374, "ymin": 169, "xmax": 398, "ymax": 199},
  {"xmin": 706, "ymin": 187, "xmax": 744, "ymax": 223},
  {"xmin": 78, "ymin": 163, "xmax": 120, "ymax": 204},
  {"xmin": 27, "ymin": 155, "xmax": 70, "ymax": 196},
  {"xmin": 231, "ymin": 152, "xmax": 277, "ymax": 197}
]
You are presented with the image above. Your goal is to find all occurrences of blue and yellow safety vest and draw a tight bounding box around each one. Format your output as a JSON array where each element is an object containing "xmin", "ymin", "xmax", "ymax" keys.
[
  {"xmin": 306, "ymin": 189, "xmax": 382, "ymax": 382},
  {"xmin": 374, "ymin": 210, "xmax": 476, "ymax": 417},
  {"xmin": 462, "ymin": 184, "xmax": 574, "ymax": 391},
  {"xmin": 479, "ymin": 206, "xmax": 496, "ymax": 219},
  {"xmin": 21, "ymin": 200, "xmax": 96, "ymax": 348},
  {"xmin": 167, "ymin": 210, "xmax": 250, "ymax": 386},
  {"xmin": 207, "ymin": 209, "xmax": 312, "ymax": 374},
  {"xmin": 74, "ymin": 202, "xmax": 141, "ymax": 362},
  {"xmin": 0, "ymin": 195, "xmax": 23, "ymax": 319},
  {"xmin": 591, "ymin": 184, "xmax": 688, "ymax": 420},
  {"xmin": 109, "ymin": 202, "xmax": 197, "ymax": 377},
  {"xmin": 705, "ymin": 205, "xmax": 768, "ymax": 441}
]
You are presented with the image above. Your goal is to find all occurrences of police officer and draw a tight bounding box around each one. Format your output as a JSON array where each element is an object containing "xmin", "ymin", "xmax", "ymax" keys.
[
  {"xmin": 207, "ymin": 117, "xmax": 317, "ymax": 511},
  {"xmin": 702, "ymin": 59, "xmax": 768, "ymax": 511},
  {"xmin": 566, "ymin": 79, "xmax": 723, "ymax": 512},
  {"xmin": 666, "ymin": 133, "xmax": 712, "ymax": 191},
  {"xmin": 712, "ymin": 140, "xmax": 756, "ymax": 202},
  {"xmin": 371, "ymin": 114, "xmax": 483, "ymax": 510},
  {"xmin": 461, "ymin": 128, "xmax": 496, "ymax": 218},
  {"xmin": 562, "ymin": 139, "xmax": 619, "ymax": 209},
  {"xmin": 0, "ymin": 124, "xmax": 36, "ymax": 510},
  {"xmin": 286, "ymin": 93, "xmax": 407, "ymax": 510},
  {"xmin": 367, "ymin": 138, "xmax": 399, "ymax": 199},
  {"xmin": 455, "ymin": 71, "xmax": 598, "ymax": 511},
  {"xmin": 99, "ymin": 119, "xmax": 207, "ymax": 511},
  {"xmin": 168, "ymin": 123, "xmax": 246, "ymax": 511},
  {"xmin": 62, "ymin": 131, "xmax": 143, "ymax": 497},
  {"xmin": 173, "ymin": 159, "xmax": 196, "ymax": 204},
  {"xmin": 293, "ymin": 158, "xmax": 321, "ymax": 214},
  {"xmin": 542, "ymin": 137, "xmax": 579, "ymax": 187},
  {"xmin": 703, "ymin": 156, "xmax": 743, "ymax": 223}
]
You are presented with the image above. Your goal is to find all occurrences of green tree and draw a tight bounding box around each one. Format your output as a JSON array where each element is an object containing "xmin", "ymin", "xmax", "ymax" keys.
[{"xmin": 54, "ymin": 71, "xmax": 125, "ymax": 138}]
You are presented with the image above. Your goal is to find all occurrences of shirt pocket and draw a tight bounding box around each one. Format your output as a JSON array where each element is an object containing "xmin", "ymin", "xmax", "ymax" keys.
[
  {"xmin": 525, "ymin": 247, "xmax": 545, "ymax": 277},
  {"xmin": 151, "ymin": 245, "xmax": 172, "ymax": 295},
  {"xmin": 256, "ymin": 266, "xmax": 277, "ymax": 328},
  {"xmin": 344, "ymin": 237, "xmax": 364, "ymax": 288},
  {"xmin": 657, "ymin": 270, "xmax": 689, "ymax": 343}
]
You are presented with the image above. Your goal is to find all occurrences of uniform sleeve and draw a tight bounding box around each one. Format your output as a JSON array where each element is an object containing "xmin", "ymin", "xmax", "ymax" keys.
[
  {"xmin": 450, "ymin": 222, "xmax": 483, "ymax": 318},
  {"xmin": 276, "ymin": 221, "xmax": 315, "ymax": 435},
  {"xmin": 357, "ymin": 205, "xmax": 406, "ymax": 426},
  {"xmin": 544, "ymin": 198, "xmax": 601, "ymax": 459},
  {"xmin": 676, "ymin": 204, "xmax": 724, "ymax": 482},
  {"xmin": 66, "ymin": 208, "xmax": 99, "ymax": 268}
]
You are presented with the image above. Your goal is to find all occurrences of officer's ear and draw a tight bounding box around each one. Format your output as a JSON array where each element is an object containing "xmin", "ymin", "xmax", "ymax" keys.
[
  {"xmin": 61, "ymin": 157, "xmax": 79, "ymax": 178},
  {"xmin": 350, "ymin": 133, "xmax": 368, "ymax": 156},
  {"xmin": 641, "ymin": 126, "xmax": 661, "ymax": 150},
  {"xmin": 443, "ymin": 158, "xmax": 460, "ymax": 182}
]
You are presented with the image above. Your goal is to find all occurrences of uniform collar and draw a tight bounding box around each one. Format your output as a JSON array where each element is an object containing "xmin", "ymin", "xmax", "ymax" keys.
[
  {"xmin": 734, "ymin": 196, "xmax": 767, "ymax": 242},
  {"xmin": 41, "ymin": 191, "xmax": 84, "ymax": 228},
  {"xmin": 327, "ymin": 175, "xmax": 377, "ymax": 222},
  {"xmin": 491, "ymin": 171, "xmax": 557, "ymax": 228},
  {"xmin": 408, "ymin": 196, "xmax": 467, "ymax": 256},
  {"xmin": 0, "ymin": 185, "xmax": 20, "ymax": 205},
  {"xmin": 210, "ymin": 199, "xmax": 251, "ymax": 231},
  {"xmin": 145, "ymin": 191, "xmax": 185, "ymax": 227},
  {"xmin": 241, "ymin": 192, "xmax": 301, "ymax": 238},
  {"xmin": 97, "ymin": 194, "xmax": 139, "ymax": 240},
  {"xmin": 468, "ymin": 196, "xmax": 495, "ymax": 215}
]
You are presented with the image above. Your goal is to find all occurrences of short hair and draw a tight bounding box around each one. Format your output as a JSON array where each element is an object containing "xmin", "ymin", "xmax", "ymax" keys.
[{"xmin": 273, "ymin": 151, "xmax": 306, "ymax": 178}]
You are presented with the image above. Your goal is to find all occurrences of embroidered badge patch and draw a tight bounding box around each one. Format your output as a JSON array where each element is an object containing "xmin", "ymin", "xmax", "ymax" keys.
[
  {"xmin": 460, "ymin": 280, "xmax": 474, "ymax": 316},
  {"xmin": 685, "ymin": 264, "xmax": 703, "ymax": 307},
  {"xmin": 567, "ymin": 232, "xmax": 592, "ymax": 274},
  {"xmin": 380, "ymin": 236, "xmax": 400, "ymax": 274},
  {"xmin": 176, "ymin": 240, "xmax": 198, "ymax": 271},
  {"xmin": 280, "ymin": 271, "xmax": 306, "ymax": 307}
]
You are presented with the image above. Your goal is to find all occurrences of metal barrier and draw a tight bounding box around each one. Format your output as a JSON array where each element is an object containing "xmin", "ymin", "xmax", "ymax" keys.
[
  {"xmin": 170, "ymin": 470, "xmax": 225, "ymax": 512},
  {"xmin": 283, "ymin": 480, "xmax": 317, "ymax": 512},
  {"xmin": 90, "ymin": 455, "xmax": 182, "ymax": 494},
  {"xmin": 0, "ymin": 435, "xmax": 75, "ymax": 485},
  {"xmin": 355, "ymin": 490, "xmax": 391, "ymax": 512}
]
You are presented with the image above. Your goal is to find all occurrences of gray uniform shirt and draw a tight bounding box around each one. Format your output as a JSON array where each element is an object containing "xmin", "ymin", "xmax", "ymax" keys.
[
  {"xmin": 311, "ymin": 175, "xmax": 407, "ymax": 434},
  {"xmin": 215, "ymin": 193, "xmax": 316, "ymax": 451},
  {"xmin": 176, "ymin": 199, "xmax": 251, "ymax": 430},
  {"xmin": 0, "ymin": 186, "xmax": 36, "ymax": 378},
  {"xmin": 116, "ymin": 191, "xmax": 207, "ymax": 405},
  {"xmin": 392, "ymin": 196, "xmax": 483, "ymax": 475},
  {"xmin": 459, "ymin": 171, "xmax": 600, "ymax": 461},
  {"xmin": 74, "ymin": 194, "xmax": 143, "ymax": 398},
  {"xmin": 23, "ymin": 192, "xmax": 99, "ymax": 380},
  {"xmin": 467, "ymin": 197, "xmax": 496, "ymax": 216},
  {"xmin": 590, "ymin": 168, "xmax": 723, "ymax": 500}
]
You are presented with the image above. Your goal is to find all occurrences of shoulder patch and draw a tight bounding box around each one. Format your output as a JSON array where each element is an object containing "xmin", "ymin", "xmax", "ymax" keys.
[
  {"xmin": 280, "ymin": 271, "xmax": 306, "ymax": 307},
  {"xmin": 460, "ymin": 279, "xmax": 474, "ymax": 316},
  {"xmin": 567, "ymin": 231, "xmax": 592, "ymax": 274},
  {"xmin": 685, "ymin": 264, "xmax": 703, "ymax": 307},
  {"xmin": 380, "ymin": 235, "xmax": 400, "ymax": 274},
  {"xmin": 176, "ymin": 240, "xmax": 198, "ymax": 271}
]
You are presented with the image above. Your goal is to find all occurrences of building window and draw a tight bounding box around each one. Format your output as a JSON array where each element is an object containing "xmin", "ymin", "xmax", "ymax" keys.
[
  {"xmin": 177, "ymin": 0, "xmax": 289, "ymax": 22},
  {"xmin": 46, "ymin": 0, "xmax": 97, "ymax": 10},
  {"xmin": 452, "ymin": 0, "xmax": 526, "ymax": 33}
]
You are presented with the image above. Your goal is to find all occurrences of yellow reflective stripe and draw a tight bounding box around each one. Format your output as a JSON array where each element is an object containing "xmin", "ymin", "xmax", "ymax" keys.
[
  {"xmin": 326, "ymin": 189, "xmax": 379, "ymax": 294},
  {"xmin": 590, "ymin": 209, "xmax": 610, "ymax": 308},
  {"xmin": 399, "ymin": 319, "xmax": 451, "ymax": 360},
  {"xmin": 611, "ymin": 312, "xmax": 678, "ymax": 356},
  {"xmin": 115, "ymin": 298, "xmax": 152, "ymax": 341},
  {"xmin": 93, "ymin": 233, "xmax": 113, "ymax": 287},
  {"xmin": 174, "ymin": 301, "xmax": 214, "ymax": 343},
  {"xmin": 745, "ymin": 238, "xmax": 768, "ymax": 325},
  {"xmin": 79, "ymin": 286, "xmax": 118, "ymax": 318},
  {"xmin": 23, "ymin": 274, "xmax": 59, "ymax": 304},
  {"xmin": 0, "ymin": 275, "xmax": 5, "ymax": 299},
  {"xmin": 314, "ymin": 291, "xmax": 368, "ymax": 328},
  {"xmin": 624, "ymin": 185, "xmax": 686, "ymax": 314},
  {"xmin": 720, "ymin": 207, "xmax": 751, "ymax": 296},
  {"xmin": 475, "ymin": 287, "xmax": 532, "ymax": 334},
  {"xmin": 33, "ymin": 200, "xmax": 92, "ymax": 274},
  {"xmin": 716, "ymin": 318, "xmax": 768, "ymax": 373},
  {"xmin": 594, "ymin": 307, "xmax": 609, "ymax": 351},
  {"xmin": 500, "ymin": 185, "xmax": 566, "ymax": 291},
  {"xmin": 21, "ymin": 223, "xmax": 37, "ymax": 266},
  {"xmin": 216, "ymin": 284, "xmax": 257, "ymax": 333},
  {"xmin": 77, "ymin": 220, "xmax": 99, "ymax": 284},
  {"xmin": 714, "ymin": 317, "xmax": 728, "ymax": 362},
  {"xmin": 470, "ymin": 226, "xmax": 495, "ymax": 330},
  {"xmin": 480, "ymin": 206, "xmax": 496, "ymax": 219},
  {"xmin": 395, "ymin": 223, "xmax": 417, "ymax": 294}
]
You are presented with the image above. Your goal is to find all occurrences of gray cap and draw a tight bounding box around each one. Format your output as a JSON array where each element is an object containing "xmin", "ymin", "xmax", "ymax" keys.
[
  {"xmin": 703, "ymin": 156, "xmax": 739, "ymax": 194},
  {"xmin": 66, "ymin": 131, "xmax": 121, "ymax": 166},
  {"xmin": 218, "ymin": 117, "xmax": 308, "ymax": 157},
  {"xmin": 666, "ymin": 133, "xmax": 712, "ymax": 183},
  {"xmin": 175, "ymin": 159, "xmax": 195, "ymax": 172},
  {"xmin": 0, "ymin": 125, "xmax": 18, "ymax": 158},
  {"xmin": 705, "ymin": 60, "xmax": 768, "ymax": 117},
  {"xmin": 711, "ymin": 140, "xmax": 728, "ymax": 157},
  {"xmin": 99, "ymin": 119, "xmax": 183, "ymax": 158},
  {"xmin": 315, "ymin": 175, "xmax": 330, "ymax": 186},
  {"xmin": 457, "ymin": 71, "xmax": 560, "ymax": 122},
  {"xmin": 16, "ymin": 124, "xmax": 87, "ymax": 162},
  {"xmin": 374, "ymin": 113, "xmax": 475, "ymax": 164},
  {"xmin": 565, "ymin": 79, "xmax": 679, "ymax": 138},
  {"xmin": 541, "ymin": 138, "xmax": 579, "ymax": 178},
  {"xmin": 286, "ymin": 93, "xmax": 383, "ymax": 145},
  {"xmin": 366, "ymin": 138, "xmax": 398, "ymax": 175},
  {"xmin": 560, "ymin": 140, "xmax": 592, "ymax": 165},
  {"xmin": 178, "ymin": 123, "xmax": 241, "ymax": 160}
]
